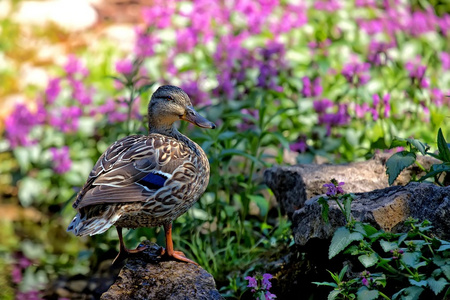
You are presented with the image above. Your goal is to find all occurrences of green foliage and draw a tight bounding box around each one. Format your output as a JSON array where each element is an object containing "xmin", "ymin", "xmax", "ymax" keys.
[
  {"xmin": 386, "ymin": 128, "xmax": 450, "ymax": 185},
  {"xmin": 317, "ymin": 185, "xmax": 450, "ymax": 299}
]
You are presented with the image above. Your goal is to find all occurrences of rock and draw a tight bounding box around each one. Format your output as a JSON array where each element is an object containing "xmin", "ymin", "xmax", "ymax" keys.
[
  {"xmin": 101, "ymin": 241, "xmax": 223, "ymax": 300},
  {"xmin": 264, "ymin": 153, "xmax": 440, "ymax": 218},
  {"xmin": 292, "ymin": 182, "xmax": 450, "ymax": 246}
]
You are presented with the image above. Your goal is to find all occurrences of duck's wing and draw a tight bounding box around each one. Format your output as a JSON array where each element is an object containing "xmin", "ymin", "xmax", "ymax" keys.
[{"xmin": 73, "ymin": 134, "xmax": 195, "ymax": 210}]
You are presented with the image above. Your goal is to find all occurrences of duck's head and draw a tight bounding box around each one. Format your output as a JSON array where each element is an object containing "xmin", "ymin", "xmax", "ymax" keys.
[{"xmin": 148, "ymin": 85, "xmax": 216, "ymax": 132}]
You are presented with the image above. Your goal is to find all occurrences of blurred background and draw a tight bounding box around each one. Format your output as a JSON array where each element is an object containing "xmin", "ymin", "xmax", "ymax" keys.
[{"xmin": 0, "ymin": 0, "xmax": 449, "ymax": 299}]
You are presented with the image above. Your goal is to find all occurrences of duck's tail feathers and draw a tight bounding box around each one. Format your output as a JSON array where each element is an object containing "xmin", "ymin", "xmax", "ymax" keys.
[{"xmin": 67, "ymin": 213, "xmax": 121, "ymax": 236}]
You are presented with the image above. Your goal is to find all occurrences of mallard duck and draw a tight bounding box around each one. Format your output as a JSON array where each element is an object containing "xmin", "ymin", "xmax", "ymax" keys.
[{"xmin": 67, "ymin": 85, "xmax": 215, "ymax": 264}]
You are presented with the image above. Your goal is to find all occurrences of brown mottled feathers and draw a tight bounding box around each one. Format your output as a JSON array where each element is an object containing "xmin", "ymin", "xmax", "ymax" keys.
[{"xmin": 72, "ymin": 133, "xmax": 208, "ymax": 219}]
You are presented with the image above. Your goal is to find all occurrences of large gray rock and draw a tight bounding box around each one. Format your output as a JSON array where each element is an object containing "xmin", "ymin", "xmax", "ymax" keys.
[
  {"xmin": 101, "ymin": 241, "xmax": 223, "ymax": 300},
  {"xmin": 264, "ymin": 153, "xmax": 440, "ymax": 218},
  {"xmin": 292, "ymin": 182, "xmax": 450, "ymax": 246}
]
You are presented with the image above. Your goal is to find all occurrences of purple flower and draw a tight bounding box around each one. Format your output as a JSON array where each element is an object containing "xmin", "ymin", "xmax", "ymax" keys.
[
  {"xmin": 302, "ymin": 77, "xmax": 322, "ymax": 98},
  {"xmin": 16, "ymin": 290, "xmax": 41, "ymax": 300},
  {"xmin": 318, "ymin": 103, "xmax": 350, "ymax": 135},
  {"xmin": 262, "ymin": 273, "xmax": 273, "ymax": 290},
  {"xmin": 391, "ymin": 248, "xmax": 404, "ymax": 260},
  {"xmin": 115, "ymin": 58, "xmax": 134, "ymax": 75},
  {"xmin": 141, "ymin": 0, "xmax": 175, "ymax": 29},
  {"xmin": 323, "ymin": 181, "xmax": 345, "ymax": 196},
  {"xmin": 439, "ymin": 14, "xmax": 450, "ymax": 36},
  {"xmin": 50, "ymin": 146, "xmax": 71, "ymax": 174},
  {"xmin": 290, "ymin": 136, "xmax": 307, "ymax": 153},
  {"xmin": 50, "ymin": 106, "xmax": 83, "ymax": 133},
  {"xmin": 134, "ymin": 27, "xmax": 158, "ymax": 58},
  {"xmin": 180, "ymin": 79, "xmax": 211, "ymax": 107},
  {"xmin": 5, "ymin": 103, "xmax": 40, "ymax": 148},
  {"xmin": 71, "ymin": 79, "xmax": 93, "ymax": 105},
  {"xmin": 245, "ymin": 276, "xmax": 258, "ymax": 290},
  {"xmin": 342, "ymin": 59, "xmax": 371, "ymax": 86},
  {"xmin": 405, "ymin": 58, "xmax": 429, "ymax": 88},
  {"xmin": 64, "ymin": 55, "xmax": 89, "ymax": 79},
  {"xmin": 11, "ymin": 265, "xmax": 22, "ymax": 284},
  {"xmin": 313, "ymin": 99, "xmax": 333, "ymax": 114},
  {"xmin": 355, "ymin": 0, "xmax": 376, "ymax": 8},
  {"xmin": 431, "ymin": 88, "xmax": 444, "ymax": 107},
  {"xmin": 176, "ymin": 28, "xmax": 198, "ymax": 53},
  {"xmin": 407, "ymin": 8, "xmax": 437, "ymax": 37},
  {"xmin": 45, "ymin": 78, "xmax": 61, "ymax": 104},
  {"xmin": 355, "ymin": 103, "xmax": 369, "ymax": 119},
  {"xmin": 314, "ymin": 0, "xmax": 341, "ymax": 12},
  {"xmin": 271, "ymin": 3, "xmax": 307, "ymax": 34},
  {"xmin": 368, "ymin": 41, "xmax": 392, "ymax": 66},
  {"xmin": 362, "ymin": 277, "xmax": 369, "ymax": 286},
  {"xmin": 265, "ymin": 291, "xmax": 277, "ymax": 300},
  {"xmin": 440, "ymin": 52, "xmax": 450, "ymax": 70}
]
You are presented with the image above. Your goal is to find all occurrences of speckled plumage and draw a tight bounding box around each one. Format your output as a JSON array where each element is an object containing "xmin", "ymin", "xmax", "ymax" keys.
[{"xmin": 67, "ymin": 85, "xmax": 215, "ymax": 264}]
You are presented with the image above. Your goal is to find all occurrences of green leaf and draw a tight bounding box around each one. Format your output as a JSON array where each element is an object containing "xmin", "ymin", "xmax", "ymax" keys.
[
  {"xmin": 442, "ymin": 265, "xmax": 450, "ymax": 280},
  {"xmin": 402, "ymin": 252, "xmax": 421, "ymax": 268},
  {"xmin": 409, "ymin": 279, "xmax": 427, "ymax": 287},
  {"xmin": 338, "ymin": 265, "xmax": 348, "ymax": 281},
  {"xmin": 329, "ymin": 227, "xmax": 364, "ymax": 259},
  {"xmin": 386, "ymin": 151, "xmax": 416, "ymax": 185},
  {"xmin": 357, "ymin": 287, "xmax": 379, "ymax": 300},
  {"xmin": 318, "ymin": 197, "xmax": 330, "ymax": 223},
  {"xmin": 358, "ymin": 253, "xmax": 378, "ymax": 268},
  {"xmin": 379, "ymin": 240, "xmax": 398, "ymax": 252},
  {"xmin": 419, "ymin": 163, "xmax": 450, "ymax": 182},
  {"xmin": 219, "ymin": 149, "xmax": 263, "ymax": 166},
  {"xmin": 406, "ymin": 138, "xmax": 429, "ymax": 155},
  {"xmin": 390, "ymin": 137, "xmax": 407, "ymax": 149},
  {"xmin": 312, "ymin": 281, "xmax": 338, "ymax": 288},
  {"xmin": 437, "ymin": 128, "xmax": 450, "ymax": 162},
  {"xmin": 328, "ymin": 290, "xmax": 341, "ymax": 300},
  {"xmin": 437, "ymin": 240, "xmax": 450, "ymax": 252},
  {"xmin": 392, "ymin": 286, "xmax": 424, "ymax": 300},
  {"xmin": 343, "ymin": 196, "xmax": 353, "ymax": 222},
  {"xmin": 427, "ymin": 277, "xmax": 448, "ymax": 295}
]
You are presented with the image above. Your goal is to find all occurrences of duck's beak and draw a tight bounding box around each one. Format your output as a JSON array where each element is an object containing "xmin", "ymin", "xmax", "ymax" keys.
[{"xmin": 182, "ymin": 106, "xmax": 216, "ymax": 129}]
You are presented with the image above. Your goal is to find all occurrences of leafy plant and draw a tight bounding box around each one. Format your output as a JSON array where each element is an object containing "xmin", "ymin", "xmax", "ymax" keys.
[
  {"xmin": 316, "ymin": 180, "xmax": 450, "ymax": 299},
  {"xmin": 386, "ymin": 128, "xmax": 450, "ymax": 186}
]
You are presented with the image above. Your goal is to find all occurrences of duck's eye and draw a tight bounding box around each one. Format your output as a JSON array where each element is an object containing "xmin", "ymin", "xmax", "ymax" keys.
[{"xmin": 167, "ymin": 96, "xmax": 174, "ymax": 101}]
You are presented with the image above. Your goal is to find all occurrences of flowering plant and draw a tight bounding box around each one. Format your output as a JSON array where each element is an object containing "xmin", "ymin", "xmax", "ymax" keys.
[{"xmin": 245, "ymin": 273, "xmax": 277, "ymax": 300}]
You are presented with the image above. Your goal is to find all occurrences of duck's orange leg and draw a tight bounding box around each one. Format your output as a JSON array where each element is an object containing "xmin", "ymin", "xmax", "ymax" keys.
[
  {"xmin": 112, "ymin": 227, "xmax": 147, "ymax": 264},
  {"xmin": 161, "ymin": 223, "xmax": 198, "ymax": 265}
]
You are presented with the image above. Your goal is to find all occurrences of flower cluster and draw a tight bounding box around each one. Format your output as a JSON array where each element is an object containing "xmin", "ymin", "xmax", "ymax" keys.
[
  {"xmin": 245, "ymin": 273, "xmax": 276, "ymax": 300},
  {"xmin": 323, "ymin": 179, "xmax": 345, "ymax": 197}
]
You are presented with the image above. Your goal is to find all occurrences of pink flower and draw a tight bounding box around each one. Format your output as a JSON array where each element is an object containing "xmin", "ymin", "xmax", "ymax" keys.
[
  {"xmin": 64, "ymin": 55, "xmax": 89, "ymax": 79},
  {"xmin": 342, "ymin": 60, "xmax": 371, "ymax": 86},
  {"xmin": 45, "ymin": 78, "xmax": 61, "ymax": 104},
  {"xmin": 115, "ymin": 58, "xmax": 134, "ymax": 75}
]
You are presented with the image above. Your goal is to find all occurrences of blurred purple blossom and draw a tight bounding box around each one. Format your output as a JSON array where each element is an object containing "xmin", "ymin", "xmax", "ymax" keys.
[
  {"xmin": 176, "ymin": 28, "xmax": 198, "ymax": 53},
  {"xmin": 235, "ymin": 0, "xmax": 276, "ymax": 34},
  {"xmin": 115, "ymin": 58, "xmax": 134, "ymax": 75},
  {"xmin": 314, "ymin": 0, "xmax": 341, "ymax": 12},
  {"xmin": 71, "ymin": 79, "xmax": 93, "ymax": 105},
  {"xmin": 271, "ymin": 3, "xmax": 307, "ymax": 34},
  {"xmin": 257, "ymin": 41, "xmax": 285, "ymax": 92},
  {"xmin": 431, "ymin": 88, "xmax": 446, "ymax": 107},
  {"xmin": 342, "ymin": 59, "xmax": 371, "ymax": 86},
  {"xmin": 313, "ymin": 99, "xmax": 333, "ymax": 114},
  {"xmin": 371, "ymin": 93, "xmax": 391, "ymax": 121},
  {"xmin": 308, "ymin": 39, "xmax": 331, "ymax": 56},
  {"xmin": 301, "ymin": 77, "xmax": 322, "ymax": 98},
  {"xmin": 407, "ymin": 8, "xmax": 437, "ymax": 37},
  {"xmin": 181, "ymin": 79, "xmax": 211, "ymax": 107},
  {"xmin": 355, "ymin": 0, "xmax": 376, "ymax": 8},
  {"xmin": 64, "ymin": 55, "xmax": 89, "ymax": 79},
  {"xmin": 134, "ymin": 27, "xmax": 158, "ymax": 58},
  {"xmin": 45, "ymin": 78, "xmax": 61, "ymax": 104},
  {"xmin": 5, "ymin": 103, "xmax": 41, "ymax": 148},
  {"xmin": 439, "ymin": 14, "xmax": 450, "ymax": 36},
  {"xmin": 50, "ymin": 146, "xmax": 71, "ymax": 174},
  {"xmin": 290, "ymin": 135, "xmax": 307, "ymax": 153},
  {"xmin": 50, "ymin": 106, "xmax": 82, "ymax": 133},
  {"xmin": 318, "ymin": 104, "xmax": 350, "ymax": 135},
  {"xmin": 238, "ymin": 109, "xmax": 259, "ymax": 131},
  {"xmin": 368, "ymin": 41, "xmax": 392, "ymax": 66},
  {"xmin": 355, "ymin": 103, "xmax": 369, "ymax": 119},
  {"xmin": 141, "ymin": 0, "xmax": 175, "ymax": 29},
  {"xmin": 16, "ymin": 290, "xmax": 41, "ymax": 300},
  {"xmin": 405, "ymin": 58, "xmax": 429, "ymax": 88},
  {"xmin": 440, "ymin": 52, "xmax": 450, "ymax": 70}
]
